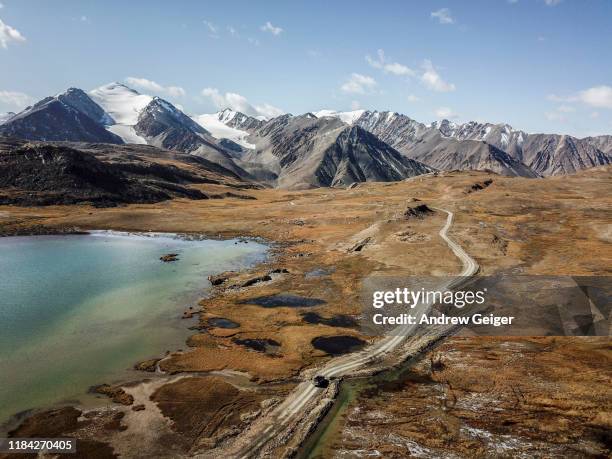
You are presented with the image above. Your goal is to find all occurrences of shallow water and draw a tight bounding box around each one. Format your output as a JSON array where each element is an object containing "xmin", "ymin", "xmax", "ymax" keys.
[
  {"xmin": 299, "ymin": 353, "xmax": 427, "ymax": 458},
  {"xmin": 206, "ymin": 317, "xmax": 240, "ymax": 329},
  {"xmin": 301, "ymin": 312, "xmax": 358, "ymax": 328},
  {"xmin": 311, "ymin": 335, "xmax": 366, "ymax": 355},
  {"xmin": 0, "ymin": 232, "xmax": 267, "ymax": 425},
  {"xmin": 239, "ymin": 293, "xmax": 326, "ymax": 308}
]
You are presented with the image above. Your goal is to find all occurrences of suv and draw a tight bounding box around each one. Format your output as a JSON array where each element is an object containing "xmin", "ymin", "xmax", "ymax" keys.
[{"xmin": 312, "ymin": 375, "xmax": 329, "ymax": 388}]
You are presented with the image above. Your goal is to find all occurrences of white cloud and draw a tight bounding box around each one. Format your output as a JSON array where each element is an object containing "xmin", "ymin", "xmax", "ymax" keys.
[
  {"xmin": 201, "ymin": 88, "xmax": 284, "ymax": 119},
  {"xmin": 80, "ymin": 15, "xmax": 89, "ymax": 22},
  {"xmin": 435, "ymin": 107, "xmax": 458, "ymax": 119},
  {"xmin": 203, "ymin": 20, "xmax": 219, "ymax": 39},
  {"xmin": 255, "ymin": 103, "xmax": 285, "ymax": 119},
  {"xmin": 431, "ymin": 8, "xmax": 454, "ymax": 24},
  {"xmin": 590, "ymin": 111, "xmax": 600, "ymax": 119},
  {"xmin": 248, "ymin": 37, "xmax": 260, "ymax": 46},
  {"xmin": 125, "ymin": 77, "xmax": 186, "ymax": 97},
  {"xmin": 556, "ymin": 104, "xmax": 575, "ymax": 113},
  {"xmin": 545, "ymin": 111, "xmax": 567, "ymax": 122},
  {"xmin": 0, "ymin": 90, "xmax": 32, "ymax": 109},
  {"xmin": 340, "ymin": 73, "xmax": 377, "ymax": 94},
  {"xmin": 261, "ymin": 21, "xmax": 283, "ymax": 36},
  {"xmin": 203, "ymin": 20, "xmax": 217, "ymax": 34},
  {"xmin": 420, "ymin": 60, "xmax": 455, "ymax": 92},
  {"xmin": 165, "ymin": 86, "xmax": 186, "ymax": 97},
  {"xmin": 407, "ymin": 94, "xmax": 420, "ymax": 102},
  {"xmin": 577, "ymin": 86, "xmax": 612, "ymax": 109},
  {"xmin": 548, "ymin": 85, "xmax": 612, "ymax": 109},
  {"xmin": 227, "ymin": 26, "xmax": 238, "ymax": 37},
  {"xmin": 544, "ymin": 103, "xmax": 577, "ymax": 122},
  {"xmin": 366, "ymin": 49, "xmax": 414, "ymax": 76},
  {"xmin": 0, "ymin": 3, "xmax": 4, "ymax": 9},
  {"xmin": 0, "ymin": 18, "xmax": 26, "ymax": 49},
  {"xmin": 350, "ymin": 100, "xmax": 361, "ymax": 110},
  {"xmin": 508, "ymin": 0, "xmax": 519, "ymax": 4},
  {"xmin": 544, "ymin": 0, "xmax": 562, "ymax": 6}
]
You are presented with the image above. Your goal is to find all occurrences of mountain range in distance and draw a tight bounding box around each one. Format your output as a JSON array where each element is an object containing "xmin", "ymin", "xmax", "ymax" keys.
[{"xmin": 1, "ymin": 82, "xmax": 610, "ymax": 190}]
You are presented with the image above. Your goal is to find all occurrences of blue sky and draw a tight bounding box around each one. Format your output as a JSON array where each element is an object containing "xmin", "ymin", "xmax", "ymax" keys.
[{"xmin": 1, "ymin": 0, "xmax": 611, "ymax": 136}]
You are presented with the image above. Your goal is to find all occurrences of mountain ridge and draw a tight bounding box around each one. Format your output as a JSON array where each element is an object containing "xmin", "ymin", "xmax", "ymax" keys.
[
  {"xmin": 2, "ymin": 82, "xmax": 609, "ymax": 189},
  {"xmin": 315, "ymin": 109, "xmax": 612, "ymax": 176}
]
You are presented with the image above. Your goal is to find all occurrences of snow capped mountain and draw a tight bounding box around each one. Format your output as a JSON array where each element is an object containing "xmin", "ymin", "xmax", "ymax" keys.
[
  {"xmin": 219, "ymin": 108, "xmax": 266, "ymax": 131},
  {"xmin": 314, "ymin": 109, "xmax": 365, "ymax": 125},
  {"xmin": 1, "ymin": 81, "xmax": 609, "ymax": 184},
  {"xmin": 192, "ymin": 110, "xmax": 256, "ymax": 150},
  {"xmin": 89, "ymin": 83, "xmax": 152, "ymax": 125},
  {"xmin": 89, "ymin": 83, "xmax": 152, "ymax": 144},
  {"xmin": 0, "ymin": 88, "xmax": 123, "ymax": 144},
  {"xmin": 0, "ymin": 112, "xmax": 16, "ymax": 125}
]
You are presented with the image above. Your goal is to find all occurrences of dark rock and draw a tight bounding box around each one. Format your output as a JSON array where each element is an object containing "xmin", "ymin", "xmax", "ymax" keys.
[
  {"xmin": 241, "ymin": 274, "xmax": 272, "ymax": 287},
  {"xmin": 208, "ymin": 271, "xmax": 235, "ymax": 285},
  {"xmin": 404, "ymin": 204, "xmax": 435, "ymax": 219},
  {"xmin": 92, "ymin": 384, "xmax": 134, "ymax": 406},
  {"xmin": 350, "ymin": 237, "xmax": 371, "ymax": 252},
  {"xmin": 468, "ymin": 179, "xmax": 493, "ymax": 193},
  {"xmin": 134, "ymin": 358, "xmax": 160, "ymax": 372}
]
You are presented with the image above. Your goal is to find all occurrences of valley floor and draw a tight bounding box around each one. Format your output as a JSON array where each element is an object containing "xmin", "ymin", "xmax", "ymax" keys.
[{"xmin": 0, "ymin": 167, "xmax": 610, "ymax": 458}]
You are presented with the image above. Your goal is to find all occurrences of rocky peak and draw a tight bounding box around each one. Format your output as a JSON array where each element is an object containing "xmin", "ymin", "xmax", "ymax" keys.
[{"xmin": 57, "ymin": 87, "xmax": 114, "ymax": 125}]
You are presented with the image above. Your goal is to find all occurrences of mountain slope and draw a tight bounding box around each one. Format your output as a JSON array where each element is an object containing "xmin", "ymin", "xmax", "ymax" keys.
[
  {"xmin": 219, "ymin": 108, "xmax": 265, "ymax": 131},
  {"xmin": 0, "ymin": 89, "xmax": 123, "ymax": 144},
  {"xmin": 134, "ymin": 98, "xmax": 252, "ymax": 179},
  {"xmin": 0, "ymin": 138, "xmax": 246, "ymax": 206},
  {"xmin": 244, "ymin": 114, "xmax": 432, "ymax": 189},
  {"xmin": 89, "ymin": 83, "xmax": 152, "ymax": 144},
  {"xmin": 320, "ymin": 110, "xmax": 610, "ymax": 177},
  {"xmin": 520, "ymin": 134, "xmax": 611, "ymax": 176},
  {"xmin": 429, "ymin": 119, "xmax": 612, "ymax": 176},
  {"xmin": 192, "ymin": 109, "xmax": 256, "ymax": 151},
  {"xmin": 0, "ymin": 112, "xmax": 16, "ymax": 125},
  {"xmin": 411, "ymin": 136, "xmax": 539, "ymax": 177}
]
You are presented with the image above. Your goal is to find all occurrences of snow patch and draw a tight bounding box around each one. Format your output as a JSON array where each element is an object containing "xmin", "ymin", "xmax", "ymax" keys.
[
  {"xmin": 314, "ymin": 109, "xmax": 365, "ymax": 125},
  {"xmin": 107, "ymin": 125, "xmax": 148, "ymax": 144},
  {"xmin": 0, "ymin": 112, "xmax": 15, "ymax": 125},
  {"xmin": 192, "ymin": 113, "xmax": 255, "ymax": 149},
  {"xmin": 89, "ymin": 83, "xmax": 153, "ymax": 125}
]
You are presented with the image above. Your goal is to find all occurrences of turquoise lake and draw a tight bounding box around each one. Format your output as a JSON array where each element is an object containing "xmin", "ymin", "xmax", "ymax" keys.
[{"xmin": 0, "ymin": 232, "xmax": 267, "ymax": 425}]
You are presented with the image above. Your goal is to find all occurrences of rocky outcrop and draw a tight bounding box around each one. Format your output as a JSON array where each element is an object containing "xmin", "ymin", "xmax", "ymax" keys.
[{"xmin": 92, "ymin": 384, "xmax": 134, "ymax": 405}]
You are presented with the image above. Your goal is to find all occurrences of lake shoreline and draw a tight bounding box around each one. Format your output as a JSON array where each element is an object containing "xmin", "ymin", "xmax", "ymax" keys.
[{"xmin": 0, "ymin": 230, "xmax": 274, "ymax": 436}]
